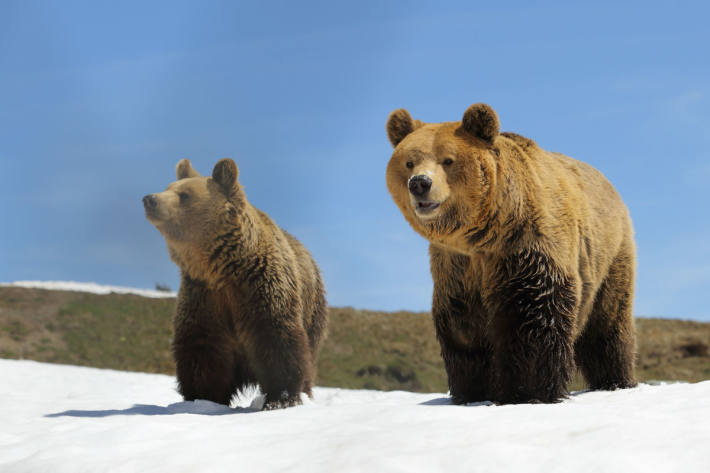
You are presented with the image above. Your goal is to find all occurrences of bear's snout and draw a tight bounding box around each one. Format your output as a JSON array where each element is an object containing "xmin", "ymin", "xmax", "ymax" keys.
[
  {"xmin": 143, "ymin": 194, "xmax": 158, "ymax": 211},
  {"xmin": 408, "ymin": 175, "xmax": 432, "ymax": 197}
]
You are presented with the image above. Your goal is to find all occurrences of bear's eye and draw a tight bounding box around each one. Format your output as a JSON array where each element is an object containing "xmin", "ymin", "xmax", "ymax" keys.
[
  {"xmin": 178, "ymin": 192, "xmax": 190, "ymax": 204},
  {"xmin": 405, "ymin": 161, "xmax": 414, "ymax": 169},
  {"xmin": 443, "ymin": 158, "xmax": 454, "ymax": 165}
]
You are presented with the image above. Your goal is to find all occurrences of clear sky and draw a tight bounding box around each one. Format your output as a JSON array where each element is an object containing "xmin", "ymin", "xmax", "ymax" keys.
[{"xmin": 1, "ymin": 1, "xmax": 708, "ymax": 320}]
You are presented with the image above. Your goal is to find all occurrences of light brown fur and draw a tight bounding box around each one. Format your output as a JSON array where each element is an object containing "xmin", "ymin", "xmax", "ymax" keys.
[{"xmin": 386, "ymin": 103, "xmax": 637, "ymax": 403}]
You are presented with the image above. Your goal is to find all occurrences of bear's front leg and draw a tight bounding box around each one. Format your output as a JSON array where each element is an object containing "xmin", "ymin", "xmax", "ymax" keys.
[
  {"xmin": 173, "ymin": 331, "xmax": 239, "ymax": 406},
  {"xmin": 173, "ymin": 282, "xmax": 240, "ymax": 406},
  {"xmin": 430, "ymin": 246, "xmax": 493, "ymax": 404},
  {"xmin": 244, "ymin": 306, "xmax": 312, "ymax": 410},
  {"xmin": 487, "ymin": 249, "xmax": 577, "ymax": 404},
  {"xmin": 433, "ymin": 285, "xmax": 493, "ymax": 404}
]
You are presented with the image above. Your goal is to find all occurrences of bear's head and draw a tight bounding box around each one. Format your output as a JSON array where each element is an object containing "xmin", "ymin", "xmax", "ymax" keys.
[
  {"xmin": 143, "ymin": 158, "xmax": 245, "ymax": 279},
  {"xmin": 385, "ymin": 103, "xmax": 500, "ymax": 247}
]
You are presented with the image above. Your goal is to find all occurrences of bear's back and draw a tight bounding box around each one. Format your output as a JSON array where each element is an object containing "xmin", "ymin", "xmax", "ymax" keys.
[{"xmin": 502, "ymin": 131, "xmax": 631, "ymax": 234}]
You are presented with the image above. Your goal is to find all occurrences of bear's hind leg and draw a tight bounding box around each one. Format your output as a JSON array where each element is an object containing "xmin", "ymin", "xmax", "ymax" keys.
[
  {"xmin": 232, "ymin": 348, "xmax": 258, "ymax": 395},
  {"xmin": 303, "ymin": 289, "xmax": 328, "ymax": 398},
  {"xmin": 575, "ymin": 251, "xmax": 637, "ymax": 390}
]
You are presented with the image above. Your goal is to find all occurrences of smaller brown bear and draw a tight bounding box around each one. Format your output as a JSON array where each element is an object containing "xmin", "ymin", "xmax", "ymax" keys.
[{"xmin": 143, "ymin": 158, "xmax": 327, "ymax": 410}]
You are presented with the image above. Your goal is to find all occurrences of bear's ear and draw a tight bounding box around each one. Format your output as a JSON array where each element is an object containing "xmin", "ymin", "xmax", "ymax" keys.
[
  {"xmin": 386, "ymin": 108, "xmax": 423, "ymax": 147},
  {"xmin": 176, "ymin": 159, "xmax": 201, "ymax": 180},
  {"xmin": 212, "ymin": 158, "xmax": 239, "ymax": 194},
  {"xmin": 461, "ymin": 103, "xmax": 500, "ymax": 144}
]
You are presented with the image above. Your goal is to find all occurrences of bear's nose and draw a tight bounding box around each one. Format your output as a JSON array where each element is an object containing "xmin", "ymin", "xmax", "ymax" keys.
[
  {"xmin": 408, "ymin": 175, "xmax": 432, "ymax": 197},
  {"xmin": 143, "ymin": 194, "xmax": 157, "ymax": 210}
]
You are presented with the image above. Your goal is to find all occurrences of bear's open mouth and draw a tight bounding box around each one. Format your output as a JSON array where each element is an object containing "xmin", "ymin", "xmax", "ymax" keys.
[{"xmin": 415, "ymin": 201, "xmax": 441, "ymax": 213}]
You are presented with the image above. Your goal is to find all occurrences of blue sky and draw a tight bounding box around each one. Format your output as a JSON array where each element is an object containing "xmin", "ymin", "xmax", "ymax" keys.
[{"xmin": 1, "ymin": 1, "xmax": 708, "ymax": 320}]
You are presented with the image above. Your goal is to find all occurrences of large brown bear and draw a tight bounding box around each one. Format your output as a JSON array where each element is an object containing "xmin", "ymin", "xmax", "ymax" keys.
[
  {"xmin": 386, "ymin": 103, "xmax": 637, "ymax": 404},
  {"xmin": 143, "ymin": 158, "xmax": 327, "ymax": 410}
]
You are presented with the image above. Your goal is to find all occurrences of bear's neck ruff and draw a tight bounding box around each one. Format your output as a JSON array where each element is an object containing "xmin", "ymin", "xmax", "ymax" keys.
[
  {"xmin": 170, "ymin": 206, "xmax": 261, "ymax": 288},
  {"xmin": 412, "ymin": 165, "xmax": 536, "ymax": 256}
]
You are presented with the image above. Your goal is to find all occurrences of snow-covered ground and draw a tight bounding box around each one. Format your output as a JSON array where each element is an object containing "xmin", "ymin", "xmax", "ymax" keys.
[
  {"xmin": 0, "ymin": 280, "xmax": 177, "ymax": 298},
  {"xmin": 2, "ymin": 282, "xmax": 709, "ymax": 471},
  {"xmin": 1, "ymin": 360, "xmax": 709, "ymax": 473}
]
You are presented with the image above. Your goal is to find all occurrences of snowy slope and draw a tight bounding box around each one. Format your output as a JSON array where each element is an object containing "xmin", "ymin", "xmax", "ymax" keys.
[
  {"xmin": 0, "ymin": 280, "xmax": 177, "ymax": 298},
  {"xmin": 1, "ymin": 360, "xmax": 708, "ymax": 473}
]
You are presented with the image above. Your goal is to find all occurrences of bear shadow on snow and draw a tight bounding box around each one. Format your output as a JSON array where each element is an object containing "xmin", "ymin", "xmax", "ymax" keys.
[
  {"xmin": 44, "ymin": 400, "xmax": 257, "ymax": 418},
  {"xmin": 45, "ymin": 389, "xmax": 271, "ymax": 417}
]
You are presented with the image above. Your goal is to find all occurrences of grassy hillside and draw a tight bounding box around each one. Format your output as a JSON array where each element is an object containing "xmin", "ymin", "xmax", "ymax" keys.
[{"xmin": 1, "ymin": 286, "xmax": 709, "ymax": 392}]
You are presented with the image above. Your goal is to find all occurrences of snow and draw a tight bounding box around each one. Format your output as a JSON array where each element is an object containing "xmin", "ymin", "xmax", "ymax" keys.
[
  {"xmin": 0, "ymin": 280, "xmax": 177, "ymax": 298},
  {"xmin": 1, "ymin": 360, "xmax": 708, "ymax": 473}
]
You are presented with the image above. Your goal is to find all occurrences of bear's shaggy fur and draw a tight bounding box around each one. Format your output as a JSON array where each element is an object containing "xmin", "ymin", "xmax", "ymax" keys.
[
  {"xmin": 386, "ymin": 103, "xmax": 637, "ymax": 404},
  {"xmin": 144, "ymin": 158, "xmax": 327, "ymax": 409}
]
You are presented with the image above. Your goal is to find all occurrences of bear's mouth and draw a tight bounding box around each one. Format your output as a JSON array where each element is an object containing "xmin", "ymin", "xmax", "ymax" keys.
[
  {"xmin": 415, "ymin": 201, "xmax": 441, "ymax": 214},
  {"xmin": 144, "ymin": 205, "xmax": 164, "ymax": 223}
]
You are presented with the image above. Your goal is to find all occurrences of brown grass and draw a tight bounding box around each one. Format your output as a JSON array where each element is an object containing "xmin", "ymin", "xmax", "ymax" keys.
[{"xmin": 1, "ymin": 287, "xmax": 708, "ymax": 392}]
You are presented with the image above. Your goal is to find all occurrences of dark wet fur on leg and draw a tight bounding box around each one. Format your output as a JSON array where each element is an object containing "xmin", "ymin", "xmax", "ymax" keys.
[{"xmin": 488, "ymin": 249, "xmax": 576, "ymax": 404}]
